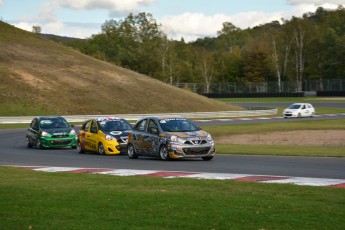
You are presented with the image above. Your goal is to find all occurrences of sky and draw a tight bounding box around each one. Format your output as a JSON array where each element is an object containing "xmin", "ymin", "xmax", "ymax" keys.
[{"xmin": 0, "ymin": 0, "xmax": 344, "ymax": 42}]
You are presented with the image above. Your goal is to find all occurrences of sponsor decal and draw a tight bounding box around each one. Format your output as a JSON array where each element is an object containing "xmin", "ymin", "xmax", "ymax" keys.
[{"xmin": 110, "ymin": 131, "xmax": 122, "ymax": 135}]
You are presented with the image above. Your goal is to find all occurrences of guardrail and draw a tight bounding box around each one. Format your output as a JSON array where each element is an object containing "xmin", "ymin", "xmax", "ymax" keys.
[{"xmin": 0, "ymin": 109, "xmax": 278, "ymax": 124}]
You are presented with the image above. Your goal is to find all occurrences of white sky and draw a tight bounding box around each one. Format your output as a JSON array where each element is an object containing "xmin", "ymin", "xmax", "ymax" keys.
[{"xmin": 0, "ymin": 0, "xmax": 343, "ymax": 41}]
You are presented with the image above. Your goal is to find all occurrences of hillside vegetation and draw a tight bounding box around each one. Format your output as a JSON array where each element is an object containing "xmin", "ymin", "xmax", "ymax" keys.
[{"xmin": 0, "ymin": 21, "xmax": 241, "ymax": 116}]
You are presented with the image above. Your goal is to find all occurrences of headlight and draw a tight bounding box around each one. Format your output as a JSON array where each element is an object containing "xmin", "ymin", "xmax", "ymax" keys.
[
  {"xmin": 207, "ymin": 133, "xmax": 212, "ymax": 141},
  {"xmin": 171, "ymin": 135, "xmax": 184, "ymax": 143},
  {"xmin": 70, "ymin": 129, "xmax": 76, "ymax": 135},
  {"xmin": 171, "ymin": 135, "xmax": 178, "ymax": 142},
  {"xmin": 41, "ymin": 131, "xmax": 50, "ymax": 137},
  {"xmin": 105, "ymin": 134, "xmax": 115, "ymax": 140}
]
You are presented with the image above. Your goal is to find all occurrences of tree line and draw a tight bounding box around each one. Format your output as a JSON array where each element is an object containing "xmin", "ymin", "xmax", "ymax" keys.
[{"xmin": 65, "ymin": 6, "xmax": 345, "ymax": 92}]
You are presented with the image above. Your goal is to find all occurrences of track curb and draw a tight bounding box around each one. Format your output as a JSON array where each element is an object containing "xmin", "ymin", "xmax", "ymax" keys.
[{"xmin": 10, "ymin": 166, "xmax": 345, "ymax": 188}]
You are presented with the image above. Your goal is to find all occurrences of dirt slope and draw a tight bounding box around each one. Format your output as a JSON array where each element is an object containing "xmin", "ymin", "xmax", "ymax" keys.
[{"xmin": 0, "ymin": 21, "xmax": 241, "ymax": 116}]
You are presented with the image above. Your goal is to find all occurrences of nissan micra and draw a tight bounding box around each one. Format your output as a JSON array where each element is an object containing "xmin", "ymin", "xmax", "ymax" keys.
[
  {"xmin": 283, "ymin": 103, "xmax": 315, "ymax": 118},
  {"xmin": 77, "ymin": 117, "xmax": 132, "ymax": 155},
  {"xmin": 127, "ymin": 116, "xmax": 215, "ymax": 161}
]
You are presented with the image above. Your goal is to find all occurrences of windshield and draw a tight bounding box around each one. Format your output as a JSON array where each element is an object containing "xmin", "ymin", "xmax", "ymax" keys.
[
  {"xmin": 159, "ymin": 118, "xmax": 199, "ymax": 132},
  {"xmin": 99, "ymin": 120, "xmax": 132, "ymax": 132},
  {"xmin": 40, "ymin": 117, "xmax": 70, "ymax": 129},
  {"xmin": 288, "ymin": 104, "xmax": 301, "ymax": 109}
]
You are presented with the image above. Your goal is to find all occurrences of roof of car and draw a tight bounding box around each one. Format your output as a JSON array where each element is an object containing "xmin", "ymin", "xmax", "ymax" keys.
[
  {"xmin": 95, "ymin": 117, "xmax": 123, "ymax": 122},
  {"xmin": 292, "ymin": 103, "xmax": 312, "ymax": 105},
  {"xmin": 139, "ymin": 116, "xmax": 184, "ymax": 120},
  {"xmin": 37, "ymin": 116, "xmax": 64, "ymax": 119}
]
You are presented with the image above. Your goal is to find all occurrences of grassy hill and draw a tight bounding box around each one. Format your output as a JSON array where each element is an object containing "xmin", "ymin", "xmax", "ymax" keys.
[{"xmin": 0, "ymin": 21, "xmax": 242, "ymax": 116}]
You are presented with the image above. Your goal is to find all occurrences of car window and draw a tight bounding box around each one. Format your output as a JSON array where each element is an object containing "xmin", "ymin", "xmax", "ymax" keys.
[
  {"xmin": 159, "ymin": 118, "xmax": 199, "ymax": 132},
  {"xmin": 90, "ymin": 120, "xmax": 98, "ymax": 133},
  {"xmin": 82, "ymin": 120, "xmax": 91, "ymax": 132},
  {"xmin": 147, "ymin": 119, "xmax": 159, "ymax": 134},
  {"xmin": 289, "ymin": 104, "xmax": 301, "ymax": 109},
  {"xmin": 52, "ymin": 117, "xmax": 70, "ymax": 128},
  {"xmin": 100, "ymin": 120, "xmax": 132, "ymax": 132},
  {"xmin": 31, "ymin": 119, "xmax": 39, "ymax": 130},
  {"xmin": 135, "ymin": 119, "xmax": 147, "ymax": 131}
]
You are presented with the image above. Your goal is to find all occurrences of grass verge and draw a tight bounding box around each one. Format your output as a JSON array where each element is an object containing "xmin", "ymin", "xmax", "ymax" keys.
[
  {"xmin": 1, "ymin": 167, "xmax": 345, "ymax": 230},
  {"xmin": 203, "ymin": 119, "xmax": 345, "ymax": 157},
  {"xmin": 217, "ymin": 144, "xmax": 345, "ymax": 157},
  {"xmin": 204, "ymin": 118, "xmax": 345, "ymax": 136}
]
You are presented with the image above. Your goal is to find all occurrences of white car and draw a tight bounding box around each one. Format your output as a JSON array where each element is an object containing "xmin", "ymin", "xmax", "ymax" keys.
[{"xmin": 283, "ymin": 103, "xmax": 315, "ymax": 118}]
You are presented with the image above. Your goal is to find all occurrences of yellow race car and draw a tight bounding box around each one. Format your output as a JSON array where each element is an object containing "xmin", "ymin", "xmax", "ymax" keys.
[{"xmin": 77, "ymin": 117, "xmax": 132, "ymax": 155}]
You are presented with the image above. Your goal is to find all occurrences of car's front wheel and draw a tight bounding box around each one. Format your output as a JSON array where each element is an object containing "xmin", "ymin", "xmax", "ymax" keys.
[
  {"xmin": 77, "ymin": 140, "xmax": 84, "ymax": 153},
  {"xmin": 159, "ymin": 145, "xmax": 171, "ymax": 161},
  {"xmin": 98, "ymin": 143, "xmax": 105, "ymax": 155},
  {"xmin": 26, "ymin": 137, "xmax": 33, "ymax": 148},
  {"xmin": 36, "ymin": 139, "xmax": 42, "ymax": 149},
  {"xmin": 127, "ymin": 144, "xmax": 138, "ymax": 159}
]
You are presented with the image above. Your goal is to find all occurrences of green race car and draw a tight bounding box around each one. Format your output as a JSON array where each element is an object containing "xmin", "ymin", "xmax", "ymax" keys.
[{"xmin": 26, "ymin": 116, "xmax": 77, "ymax": 149}]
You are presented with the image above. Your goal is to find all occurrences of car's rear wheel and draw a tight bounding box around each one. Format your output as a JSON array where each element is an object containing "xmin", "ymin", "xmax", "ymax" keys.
[
  {"xmin": 159, "ymin": 145, "xmax": 170, "ymax": 161},
  {"xmin": 127, "ymin": 144, "xmax": 138, "ymax": 159},
  {"xmin": 77, "ymin": 140, "xmax": 84, "ymax": 153},
  {"xmin": 26, "ymin": 137, "xmax": 33, "ymax": 148},
  {"xmin": 310, "ymin": 112, "xmax": 315, "ymax": 118},
  {"xmin": 98, "ymin": 143, "xmax": 105, "ymax": 155},
  {"xmin": 202, "ymin": 156, "xmax": 214, "ymax": 161}
]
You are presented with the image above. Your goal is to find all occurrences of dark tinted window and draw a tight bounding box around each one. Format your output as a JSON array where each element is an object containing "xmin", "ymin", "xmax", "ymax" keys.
[
  {"xmin": 82, "ymin": 120, "xmax": 91, "ymax": 132},
  {"xmin": 289, "ymin": 104, "xmax": 301, "ymax": 109},
  {"xmin": 90, "ymin": 120, "xmax": 98, "ymax": 133},
  {"xmin": 99, "ymin": 120, "xmax": 132, "ymax": 132},
  {"xmin": 39, "ymin": 117, "xmax": 69, "ymax": 129},
  {"xmin": 159, "ymin": 118, "xmax": 199, "ymax": 132},
  {"xmin": 135, "ymin": 119, "xmax": 147, "ymax": 131}
]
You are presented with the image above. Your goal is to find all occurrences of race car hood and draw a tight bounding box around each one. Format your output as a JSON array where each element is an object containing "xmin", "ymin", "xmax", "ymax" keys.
[
  {"xmin": 106, "ymin": 130, "xmax": 130, "ymax": 137},
  {"xmin": 284, "ymin": 109, "xmax": 298, "ymax": 113},
  {"xmin": 42, "ymin": 127, "xmax": 73, "ymax": 135},
  {"xmin": 166, "ymin": 130, "xmax": 208, "ymax": 138}
]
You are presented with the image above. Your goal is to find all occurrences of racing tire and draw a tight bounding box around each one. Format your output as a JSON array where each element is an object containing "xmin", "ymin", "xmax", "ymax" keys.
[
  {"xmin": 159, "ymin": 145, "xmax": 171, "ymax": 161},
  {"xmin": 310, "ymin": 112, "xmax": 315, "ymax": 118},
  {"xmin": 26, "ymin": 137, "xmax": 33, "ymax": 148},
  {"xmin": 297, "ymin": 113, "xmax": 302, "ymax": 118},
  {"xmin": 202, "ymin": 156, "xmax": 214, "ymax": 161},
  {"xmin": 127, "ymin": 144, "xmax": 138, "ymax": 159},
  {"xmin": 36, "ymin": 139, "xmax": 42, "ymax": 149},
  {"xmin": 77, "ymin": 141, "xmax": 84, "ymax": 153},
  {"xmin": 98, "ymin": 143, "xmax": 105, "ymax": 155}
]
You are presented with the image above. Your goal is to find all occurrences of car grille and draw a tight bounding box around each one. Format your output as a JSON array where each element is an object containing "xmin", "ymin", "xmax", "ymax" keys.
[
  {"xmin": 182, "ymin": 147, "xmax": 211, "ymax": 155},
  {"xmin": 52, "ymin": 134, "xmax": 69, "ymax": 138},
  {"xmin": 185, "ymin": 140, "xmax": 207, "ymax": 145},
  {"xmin": 50, "ymin": 140, "xmax": 73, "ymax": 145}
]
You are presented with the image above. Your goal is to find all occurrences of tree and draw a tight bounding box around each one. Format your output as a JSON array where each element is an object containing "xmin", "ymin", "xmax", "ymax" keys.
[{"xmin": 32, "ymin": 25, "xmax": 41, "ymax": 34}]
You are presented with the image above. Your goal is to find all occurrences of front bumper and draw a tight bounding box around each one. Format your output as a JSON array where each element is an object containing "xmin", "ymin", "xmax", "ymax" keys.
[
  {"xmin": 168, "ymin": 142, "xmax": 216, "ymax": 159},
  {"xmin": 283, "ymin": 113, "xmax": 297, "ymax": 118},
  {"xmin": 40, "ymin": 136, "xmax": 76, "ymax": 148},
  {"xmin": 102, "ymin": 141, "xmax": 121, "ymax": 155}
]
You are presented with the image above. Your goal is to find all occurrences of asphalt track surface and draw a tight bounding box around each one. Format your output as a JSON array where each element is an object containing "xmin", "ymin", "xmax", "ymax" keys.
[{"xmin": 1, "ymin": 113, "xmax": 345, "ymax": 181}]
